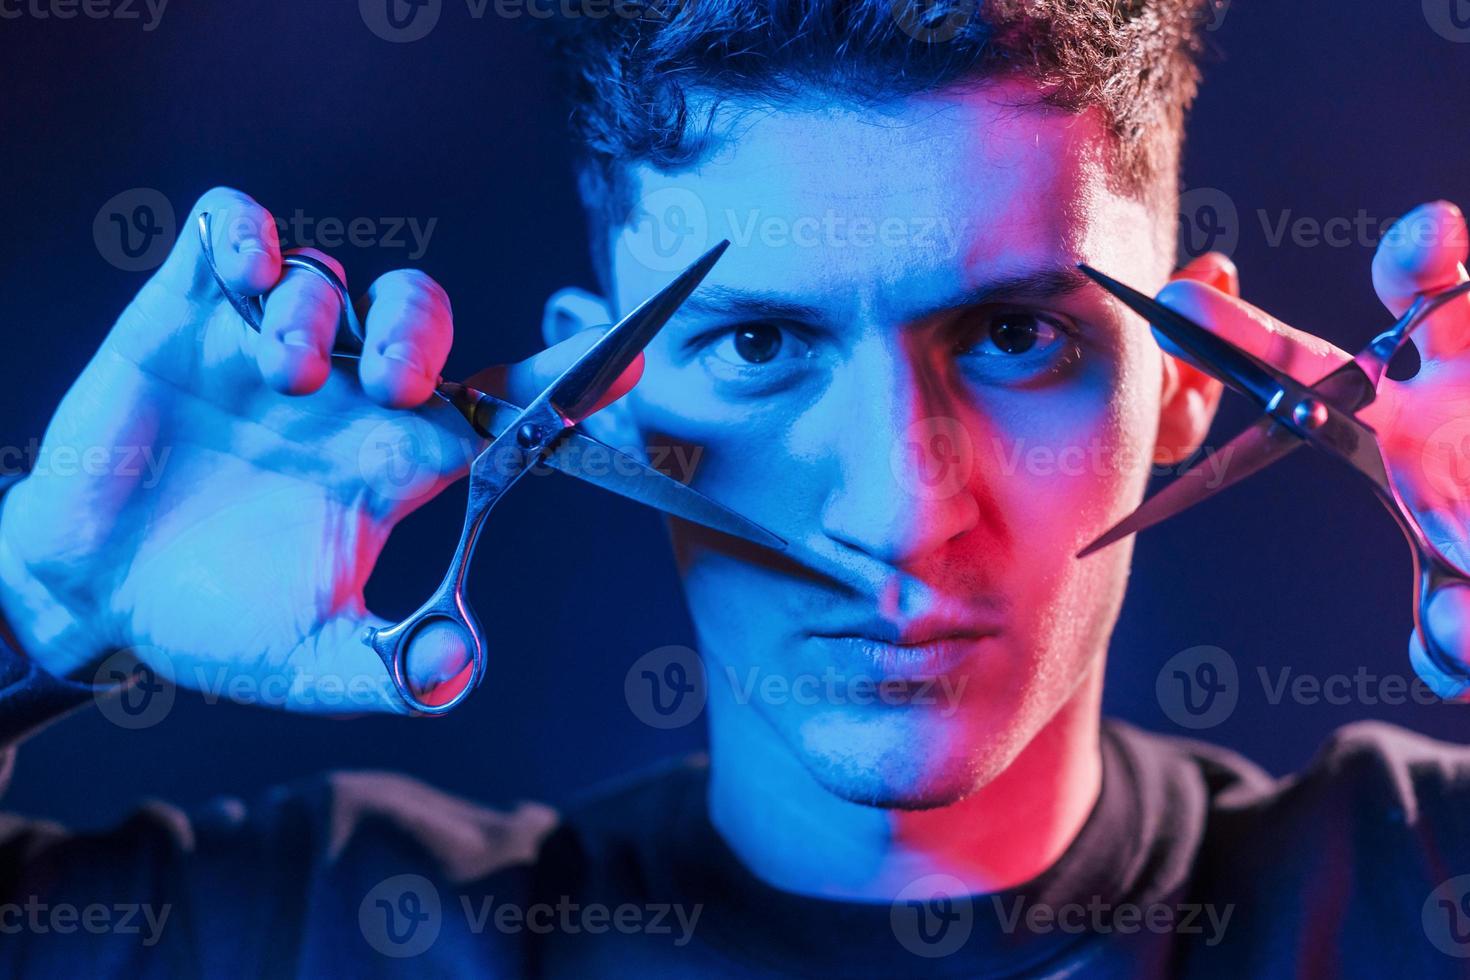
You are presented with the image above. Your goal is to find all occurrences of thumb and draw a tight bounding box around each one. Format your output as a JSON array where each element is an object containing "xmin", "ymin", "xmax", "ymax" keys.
[
  {"xmin": 266, "ymin": 613, "xmax": 419, "ymax": 716},
  {"xmin": 1171, "ymin": 251, "xmax": 1240, "ymax": 296},
  {"xmin": 464, "ymin": 328, "xmax": 644, "ymax": 422}
]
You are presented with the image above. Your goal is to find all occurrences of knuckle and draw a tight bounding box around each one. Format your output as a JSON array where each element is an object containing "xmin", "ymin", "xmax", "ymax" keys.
[{"xmin": 269, "ymin": 274, "xmax": 342, "ymax": 326}]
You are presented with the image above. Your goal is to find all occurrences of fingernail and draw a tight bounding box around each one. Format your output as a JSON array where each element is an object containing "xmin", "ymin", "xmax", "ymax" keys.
[
  {"xmin": 234, "ymin": 235, "xmax": 268, "ymax": 258},
  {"xmin": 381, "ymin": 341, "xmax": 423, "ymax": 372},
  {"xmin": 280, "ymin": 329, "xmax": 318, "ymax": 350},
  {"xmin": 1180, "ymin": 253, "xmax": 1236, "ymax": 293},
  {"xmin": 228, "ymin": 217, "xmax": 270, "ymax": 257}
]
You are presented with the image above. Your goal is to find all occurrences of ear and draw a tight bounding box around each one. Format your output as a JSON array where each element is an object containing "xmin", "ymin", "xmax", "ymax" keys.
[
  {"xmin": 542, "ymin": 287, "xmax": 643, "ymax": 451},
  {"xmin": 1153, "ymin": 254, "xmax": 1236, "ymax": 465}
]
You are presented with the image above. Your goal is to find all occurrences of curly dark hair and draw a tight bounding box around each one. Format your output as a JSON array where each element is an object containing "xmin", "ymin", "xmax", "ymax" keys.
[{"xmin": 552, "ymin": 0, "xmax": 1218, "ymax": 279}]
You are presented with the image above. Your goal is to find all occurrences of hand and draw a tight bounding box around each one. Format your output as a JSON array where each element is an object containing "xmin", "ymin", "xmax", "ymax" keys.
[
  {"xmin": 1155, "ymin": 200, "xmax": 1470, "ymax": 696},
  {"xmin": 0, "ymin": 187, "xmax": 639, "ymax": 714}
]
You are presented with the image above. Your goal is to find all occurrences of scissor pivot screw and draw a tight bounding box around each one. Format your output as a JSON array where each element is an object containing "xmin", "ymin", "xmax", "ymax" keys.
[
  {"xmin": 1292, "ymin": 397, "xmax": 1328, "ymax": 431},
  {"xmin": 516, "ymin": 422, "xmax": 546, "ymax": 449}
]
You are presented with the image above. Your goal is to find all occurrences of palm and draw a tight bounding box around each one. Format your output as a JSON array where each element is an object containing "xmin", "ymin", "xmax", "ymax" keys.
[{"xmin": 5, "ymin": 280, "xmax": 474, "ymax": 701}]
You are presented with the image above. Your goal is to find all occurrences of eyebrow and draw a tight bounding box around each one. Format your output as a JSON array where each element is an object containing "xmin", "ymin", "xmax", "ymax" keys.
[{"xmin": 675, "ymin": 265, "xmax": 1095, "ymax": 325}]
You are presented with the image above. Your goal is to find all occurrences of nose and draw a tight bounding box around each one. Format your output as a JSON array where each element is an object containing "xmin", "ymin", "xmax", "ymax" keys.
[{"xmin": 816, "ymin": 337, "xmax": 979, "ymax": 567}]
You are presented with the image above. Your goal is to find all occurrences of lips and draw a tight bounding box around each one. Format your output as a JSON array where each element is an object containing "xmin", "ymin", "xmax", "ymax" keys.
[{"xmin": 807, "ymin": 610, "xmax": 1003, "ymax": 681}]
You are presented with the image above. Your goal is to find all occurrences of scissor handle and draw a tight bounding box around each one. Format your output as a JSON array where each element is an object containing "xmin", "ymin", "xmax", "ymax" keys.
[
  {"xmin": 363, "ymin": 437, "xmax": 520, "ymax": 714},
  {"xmin": 363, "ymin": 595, "xmax": 486, "ymax": 716},
  {"xmin": 1407, "ymin": 542, "xmax": 1470, "ymax": 699},
  {"xmin": 197, "ymin": 212, "xmax": 366, "ymax": 357}
]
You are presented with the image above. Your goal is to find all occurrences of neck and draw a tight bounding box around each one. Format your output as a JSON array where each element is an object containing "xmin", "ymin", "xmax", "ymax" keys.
[{"xmin": 706, "ymin": 665, "xmax": 1104, "ymax": 901}]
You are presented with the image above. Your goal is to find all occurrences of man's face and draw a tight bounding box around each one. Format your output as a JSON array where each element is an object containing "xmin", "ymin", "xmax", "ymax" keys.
[{"xmin": 600, "ymin": 81, "xmax": 1181, "ymax": 808}]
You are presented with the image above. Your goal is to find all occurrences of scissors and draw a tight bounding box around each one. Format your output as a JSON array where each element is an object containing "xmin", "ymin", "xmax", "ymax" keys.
[
  {"xmin": 1077, "ymin": 264, "xmax": 1470, "ymax": 696},
  {"xmin": 197, "ymin": 212, "xmax": 785, "ymax": 714}
]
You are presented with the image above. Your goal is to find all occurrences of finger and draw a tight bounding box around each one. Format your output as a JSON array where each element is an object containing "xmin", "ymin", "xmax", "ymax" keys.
[
  {"xmin": 118, "ymin": 187, "xmax": 281, "ymax": 349},
  {"xmin": 257, "ymin": 248, "xmax": 348, "ymax": 395},
  {"xmin": 275, "ymin": 613, "xmax": 416, "ymax": 716},
  {"xmin": 1372, "ymin": 200, "xmax": 1470, "ymax": 359},
  {"xmin": 465, "ymin": 327, "xmax": 644, "ymax": 421},
  {"xmin": 1154, "ymin": 277, "xmax": 1350, "ymax": 382},
  {"xmin": 357, "ymin": 270, "xmax": 455, "ymax": 409},
  {"xmin": 156, "ymin": 187, "xmax": 280, "ymax": 301},
  {"xmin": 1172, "ymin": 251, "xmax": 1240, "ymax": 297}
]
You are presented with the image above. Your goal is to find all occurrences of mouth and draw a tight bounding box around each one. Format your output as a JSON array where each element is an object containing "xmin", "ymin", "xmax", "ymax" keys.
[{"xmin": 807, "ymin": 614, "xmax": 1002, "ymax": 683}]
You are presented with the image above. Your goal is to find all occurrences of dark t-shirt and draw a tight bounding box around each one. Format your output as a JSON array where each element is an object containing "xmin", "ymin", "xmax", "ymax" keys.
[{"xmin": 4, "ymin": 676, "xmax": 1470, "ymax": 979}]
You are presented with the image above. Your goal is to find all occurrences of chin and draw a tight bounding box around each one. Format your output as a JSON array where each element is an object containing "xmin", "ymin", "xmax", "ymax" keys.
[{"xmin": 788, "ymin": 703, "xmax": 1024, "ymax": 810}]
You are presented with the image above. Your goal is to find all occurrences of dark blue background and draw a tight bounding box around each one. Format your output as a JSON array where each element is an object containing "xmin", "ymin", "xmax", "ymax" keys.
[{"xmin": 1, "ymin": 2, "xmax": 1467, "ymax": 829}]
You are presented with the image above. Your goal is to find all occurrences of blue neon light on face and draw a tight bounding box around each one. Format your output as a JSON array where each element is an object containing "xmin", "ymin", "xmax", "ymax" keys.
[{"xmin": 558, "ymin": 80, "xmax": 1189, "ymax": 808}]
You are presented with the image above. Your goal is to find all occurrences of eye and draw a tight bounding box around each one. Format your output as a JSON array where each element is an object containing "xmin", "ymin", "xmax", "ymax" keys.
[
  {"xmin": 964, "ymin": 309, "xmax": 1060, "ymax": 356},
  {"xmin": 954, "ymin": 307, "xmax": 1080, "ymax": 385},
  {"xmin": 708, "ymin": 321, "xmax": 808, "ymax": 366}
]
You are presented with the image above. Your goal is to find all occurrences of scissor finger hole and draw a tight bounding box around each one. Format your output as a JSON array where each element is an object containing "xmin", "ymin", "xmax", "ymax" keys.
[{"xmin": 401, "ymin": 617, "xmax": 478, "ymax": 708}]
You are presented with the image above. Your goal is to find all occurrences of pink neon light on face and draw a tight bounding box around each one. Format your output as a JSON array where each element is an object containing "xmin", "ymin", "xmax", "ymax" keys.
[{"xmin": 592, "ymin": 82, "xmax": 1184, "ymax": 811}]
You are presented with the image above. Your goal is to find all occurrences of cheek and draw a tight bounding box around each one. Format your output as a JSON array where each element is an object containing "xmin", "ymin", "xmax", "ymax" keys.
[
  {"xmin": 977, "ymin": 362, "xmax": 1154, "ymax": 556},
  {"xmin": 968, "ymin": 343, "xmax": 1159, "ymax": 650},
  {"xmin": 624, "ymin": 358, "xmax": 822, "ymax": 525}
]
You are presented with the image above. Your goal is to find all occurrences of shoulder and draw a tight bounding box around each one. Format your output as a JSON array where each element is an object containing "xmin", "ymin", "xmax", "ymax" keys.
[
  {"xmin": 1106, "ymin": 716, "xmax": 1470, "ymax": 819},
  {"xmin": 1108, "ymin": 719, "xmax": 1470, "ymax": 971},
  {"xmin": 156, "ymin": 768, "xmax": 563, "ymax": 893}
]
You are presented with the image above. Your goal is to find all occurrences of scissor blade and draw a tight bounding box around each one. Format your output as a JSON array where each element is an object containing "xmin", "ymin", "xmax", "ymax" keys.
[
  {"xmin": 543, "ymin": 434, "xmax": 786, "ymax": 550},
  {"xmin": 1077, "ymin": 418, "xmax": 1304, "ymax": 557},
  {"xmin": 548, "ymin": 241, "xmax": 730, "ymax": 422},
  {"xmin": 441, "ymin": 383, "xmax": 785, "ymax": 551},
  {"xmin": 1320, "ymin": 354, "xmax": 1383, "ymax": 414},
  {"xmin": 1079, "ymin": 265, "xmax": 1299, "ymax": 409}
]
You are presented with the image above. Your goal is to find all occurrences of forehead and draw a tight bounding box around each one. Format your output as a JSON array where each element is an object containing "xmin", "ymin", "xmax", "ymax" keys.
[{"xmin": 610, "ymin": 81, "xmax": 1148, "ymax": 317}]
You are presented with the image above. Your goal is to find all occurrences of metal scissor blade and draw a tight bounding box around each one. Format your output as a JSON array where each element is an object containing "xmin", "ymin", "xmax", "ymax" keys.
[
  {"xmin": 441, "ymin": 383, "xmax": 785, "ymax": 551},
  {"xmin": 1079, "ymin": 264, "xmax": 1298, "ymax": 409},
  {"xmin": 1314, "ymin": 356, "xmax": 1380, "ymax": 415},
  {"xmin": 1077, "ymin": 418, "xmax": 1305, "ymax": 557},
  {"xmin": 543, "ymin": 435, "xmax": 786, "ymax": 550},
  {"xmin": 548, "ymin": 241, "xmax": 730, "ymax": 422}
]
